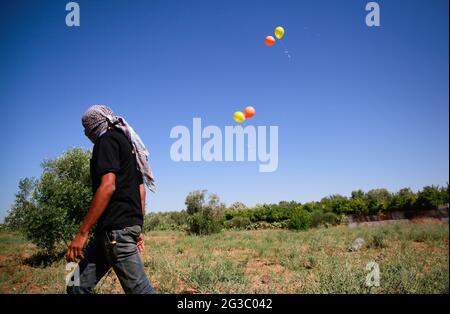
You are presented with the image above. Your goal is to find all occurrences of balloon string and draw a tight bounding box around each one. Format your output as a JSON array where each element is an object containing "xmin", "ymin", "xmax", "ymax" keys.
[{"xmin": 280, "ymin": 40, "xmax": 292, "ymax": 61}]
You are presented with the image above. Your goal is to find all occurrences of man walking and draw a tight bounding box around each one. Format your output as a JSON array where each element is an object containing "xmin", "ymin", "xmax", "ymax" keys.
[{"xmin": 66, "ymin": 104, "xmax": 156, "ymax": 294}]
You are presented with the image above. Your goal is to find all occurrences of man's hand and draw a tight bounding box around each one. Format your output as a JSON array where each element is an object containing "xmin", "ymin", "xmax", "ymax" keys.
[
  {"xmin": 66, "ymin": 232, "xmax": 89, "ymax": 262},
  {"xmin": 137, "ymin": 234, "xmax": 144, "ymax": 254},
  {"xmin": 65, "ymin": 173, "xmax": 116, "ymax": 262}
]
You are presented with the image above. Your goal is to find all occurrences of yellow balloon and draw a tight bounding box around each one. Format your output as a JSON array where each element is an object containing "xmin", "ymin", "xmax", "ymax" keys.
[
  {"xmin": 274, "ymin": 26, "xmax": 285, "ymax": 39},
  {"xmin": 233, "ymin": 111, "xmax": 246, "ymax": 123}
]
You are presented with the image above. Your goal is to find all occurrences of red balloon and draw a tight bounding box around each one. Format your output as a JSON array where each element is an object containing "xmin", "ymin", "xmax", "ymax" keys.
[
  {"xmin": 265, "ymin": 36, "xmax": 275, "ymax": 46},
  {"xmin": 244, "ymin": 106, "xmax": 255, "ymax": 118}
]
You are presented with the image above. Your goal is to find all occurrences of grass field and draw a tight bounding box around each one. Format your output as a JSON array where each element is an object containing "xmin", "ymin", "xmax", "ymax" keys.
[{"xmin": 0, "ymin": 219, "xmax": 448, "ymax": 294}]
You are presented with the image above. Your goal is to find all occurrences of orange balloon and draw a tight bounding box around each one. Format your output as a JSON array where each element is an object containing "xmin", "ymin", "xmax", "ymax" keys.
[
  {"xmin": 244, "ymin": 106, "xmax": 255, "ymax": 118},
  {"xmin": 265, "ymin": 36, "xmax": 275, "ymax": 46}
]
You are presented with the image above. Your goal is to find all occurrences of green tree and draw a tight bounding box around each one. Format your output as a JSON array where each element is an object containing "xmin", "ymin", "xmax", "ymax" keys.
[
  {"xmin": 439, "ymin": 183, "xmax": 449, "ymax": 205},
  {"xmin": 288, "ymin": 209, "xmax": 311, "ymax": 230},
  {"xmin": 414, "ymin": 185, "xmax": 443, "ymax": 210},
  {"xmin": 348, "ymin": 198, "xmax": 368, "ymax": 215},
  {"xmin": 228, "ymin": 202, "xmax": 247, "ymax": 212},
  {"xmin": 351, "ymin": 189, "xmax": 365, "ymax": 199},
  {"xmin": 5, "ymin": 148, "xmax": 92, "ymax": 254},
  {"xmin": 185, "ymin": 190, "xmax": 225, "ymax": 235},
  {"xmin": 366, "ymin": 188, "xmax": 392, "ymax": 213},
  {"xmin": 185, "ymin": 190, "xmax": 207, "ymax": 215},
  {"xmin": 320, "ymin": 195, "xmax": 352, "ymax": 215},
  {"xmin": 4, "ymin": 177, "xmax": 37, "ymax": 231},
  {"xmin": 390, "ymin": 188, "xmax": 415, "ymax": 211}
]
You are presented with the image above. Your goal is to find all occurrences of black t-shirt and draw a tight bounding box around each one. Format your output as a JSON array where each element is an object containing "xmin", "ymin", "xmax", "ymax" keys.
[{"xmin": 90, "ymin": 128, "xmax": 144, "ymax": 234}]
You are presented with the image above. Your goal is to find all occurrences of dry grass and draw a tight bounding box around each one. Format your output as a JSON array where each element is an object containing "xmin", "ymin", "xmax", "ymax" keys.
[{"xmin": 0, "ymin": 219, "xmax": 448, "ymax": 294}]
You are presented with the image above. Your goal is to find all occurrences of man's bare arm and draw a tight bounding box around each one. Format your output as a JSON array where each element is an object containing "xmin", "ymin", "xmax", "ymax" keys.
[
  {"xmin": 139, "ymin": 183, "xmax": 146, "ymax": 216},
  {"xmin": 78, "ymin": 172, "xmax": 116, "ymax": 234},
  {"xmin": 137, "ymin": 183, "xmax": 146, "ymax": 254},
  {"xmin": 66, "ymin": 172, "xmax": 116, "ymax": 261}
]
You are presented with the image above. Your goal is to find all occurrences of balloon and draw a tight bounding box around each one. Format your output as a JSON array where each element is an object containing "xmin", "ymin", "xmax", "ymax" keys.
[
  {"xmin": 233, "ymin": 111, "xmax": 246, "ymax": 123},
  {"xmin": 265, "ymin": 36, "xmax": 275, "ymax": 46},
  {"xmin": 244, "ymin": 106, "xmax": 255, "ymax": 118},
  {"xmin": 274, "ymin": 26, "xmax": 285, "ymax": 39}
]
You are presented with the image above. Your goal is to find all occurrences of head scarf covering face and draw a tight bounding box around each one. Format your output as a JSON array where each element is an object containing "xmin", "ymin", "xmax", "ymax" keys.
[{"xmin": 82, "ymin": 104, "xmax": 156, "ymax": 192}]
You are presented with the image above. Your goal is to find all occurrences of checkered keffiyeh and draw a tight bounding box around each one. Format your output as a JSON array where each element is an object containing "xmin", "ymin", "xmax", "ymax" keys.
[{"xmin": 82, "ymin": 104, "xmax": 156, "ymax": 192}]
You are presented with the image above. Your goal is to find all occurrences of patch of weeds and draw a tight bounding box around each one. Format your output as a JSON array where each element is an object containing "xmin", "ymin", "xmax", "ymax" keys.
[
  {"xmin": 368, "ymin": 230, "xmax": 388, "ymax": 249},
  {"xmin": 304, "ymin": 255, "xmax": 317, "ymax": 269},
  {"xmin": 406, "ymin": 225, "xmax": 447, "ymax": 244},
  {"xmin": 185, "ymin": 258, "xmax": 246, "ymax": 293}
]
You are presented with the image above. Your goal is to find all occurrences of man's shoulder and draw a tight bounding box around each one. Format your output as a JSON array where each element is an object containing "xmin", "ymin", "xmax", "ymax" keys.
[
  {"xmin": 100, "ymin": 129, "xmax": 123, "ymax": 141},
  {"xmin": 94, "ymin": 129, "xmax": 119, "ymax": 148},
  {"xmin": 98, "ymin": 129, "xmax": 131, "ymax": 149}
]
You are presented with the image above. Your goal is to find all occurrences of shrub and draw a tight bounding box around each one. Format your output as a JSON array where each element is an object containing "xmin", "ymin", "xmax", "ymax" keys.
[
  {"xmin": 389, "ymin": 188, "xmax": 416, "ymax": 211},
  {"xmin": 246, "ymin": 221, "xmax": 289, "ymax": 230},
  {"xmin": 4, "ymin": 177, "xmax": 37, "ymax": 232},
  {"xmin": 288, "ymin": 210, "xmax": 311, "ymax": 230},
  {"xmin": 224, "ymin": 217, "xmax": 251, "ymax": 230},
  {"xmin": 5, "ymin": 148, "xmax": 91, "ymax": 254},
  {"xmin": 185, "ymin": 190, "xmax": 225, "ymax": 235},
  {"xmin": 144, "ymin": 214, "xmax": 177, "ymax": 231},
  {"xmin": 366, "ymin": 188, "xmax": 393, "ymax": 214},
  {"xmin": 185, "ymin": 190, "xmax": 207, "ymax": 215},
  {"xmin": 368, "ymin": 230, "xmax": 387, "ymax": 248},
  {"xmin": 227, "ymin": 202, "xmax": 247, "ymax": 212},
  {"xmin": 414, "ymin": 185, "xmax": 445, "ymax": 210},
  {"xmin": 143, "ymin": 211, "xmax": 189, "ymax": 232},
  {"xmin": 224, "ymin": 204, "xmax": 293, "ymax": 223},
  {"xmin": 403, "ymin": 225, "xmax": 447, "ymax": 244},
  {"xmin": 187, "ymin": 209, "xmax": 222, "ymax": 235},
  {"xmin": 311, "ymin": 211, "xmax": 339, "ymax": 228},
  {"xmin": 143, "ymin": 214, "xmax": 161, "ymax": 231}
]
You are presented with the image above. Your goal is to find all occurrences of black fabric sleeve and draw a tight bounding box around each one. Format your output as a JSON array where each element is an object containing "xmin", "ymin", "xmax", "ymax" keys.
[
  {"xmin": 95, "ymin": 135, "xmax": 120, "ymax": 175},
  {"xmin": 137, "ymin": 169, "xmax": 144, "ymax": 185}
]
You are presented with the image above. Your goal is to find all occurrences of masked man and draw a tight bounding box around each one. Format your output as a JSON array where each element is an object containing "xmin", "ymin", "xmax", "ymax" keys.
[{"xmin": 66, "ymin": 105, "xmax": 156, "ymax": 294}]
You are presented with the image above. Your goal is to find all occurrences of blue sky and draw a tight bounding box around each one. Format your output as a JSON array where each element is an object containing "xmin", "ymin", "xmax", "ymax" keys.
[{"xmin": 0, "ymin": 0, "xmax": 448, "ymax": 220}]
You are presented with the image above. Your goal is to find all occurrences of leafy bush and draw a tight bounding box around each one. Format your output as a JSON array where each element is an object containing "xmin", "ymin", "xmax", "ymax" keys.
[
  {"xmin": 185, "ymin": 190, "xmax": 207, "ymax": 215},
  {"xmin": 187, "ymin": 209, "xmax": 222, "ymax": 235},
  {"xmin": 185, "ymin": 190, "xmax": 225, "ymax": 235},
  {"xmin": 224, "ymin": 217, "xmax": 251, "ymax": 230},
  {"xmin": 246, "ymin": 221, "xmax": 289, "ymax": 230},
  {"xmin": 5, "ymin": 148, "xmax": 92, "ymax": 254},
  {"xmin": 227, "ymin": 202, "xmax": 248, "ymax": 212},
  {"xmin": 389, "ymin": 188, "xmax": 416, "ymax": 211},
  {"xmin": 224, "ymin": 204, "xmax": 293, "ymax": 223},
  {"xmin": 366, "ymin": 189, "xmax": 393, "ymax": 214},
  {"xmin": 414, "ymin": 185, "xmax": 446, "ymax": 211},
  {"xmin": 288, "ymin": 210, "xmax": 311, "ymax": 230},
  {"xmin": 4, "ymin": 177, "xmax": 37, "ymax": 231},
  {"xmin": 143, "ymin": 211, "xmax": 189, "ymax": 232},
  {"xmin": 310, "ymin": 211, "xmax": 339, "ymax": 228},
  {"xmin": 320, "ymin": 195, "xmax": 352, "ymax": 214}
]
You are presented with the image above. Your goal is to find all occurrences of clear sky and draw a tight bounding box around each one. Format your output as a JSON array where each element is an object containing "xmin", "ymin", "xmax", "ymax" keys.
[{"xmin": 0, "ymin": 0, "xmax": 448, "ymax": 220}]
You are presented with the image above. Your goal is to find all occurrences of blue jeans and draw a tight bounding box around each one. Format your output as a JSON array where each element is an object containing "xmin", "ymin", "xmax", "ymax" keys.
[{"xmin": 67, "ymin": 225, "xmax": 155, "ymax": 294}]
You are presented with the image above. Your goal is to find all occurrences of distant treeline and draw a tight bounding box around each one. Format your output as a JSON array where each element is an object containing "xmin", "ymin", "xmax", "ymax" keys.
[
  {"xmin": 145, "ymin": 185, "xmax": 449, "ymax": 233},
  {"xmin": 3, "ymin": 148, "xmax": 449, "ymax": 253}
]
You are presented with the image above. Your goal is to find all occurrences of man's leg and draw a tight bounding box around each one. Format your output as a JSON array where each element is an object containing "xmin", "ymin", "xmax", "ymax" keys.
[
  {"xmin": 67, "ymin": 235, "xmax": 111, "ymax": 294},
  {"xmin": 104, "ymin": 225, "xmax": 155, "ymax": 294}
]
